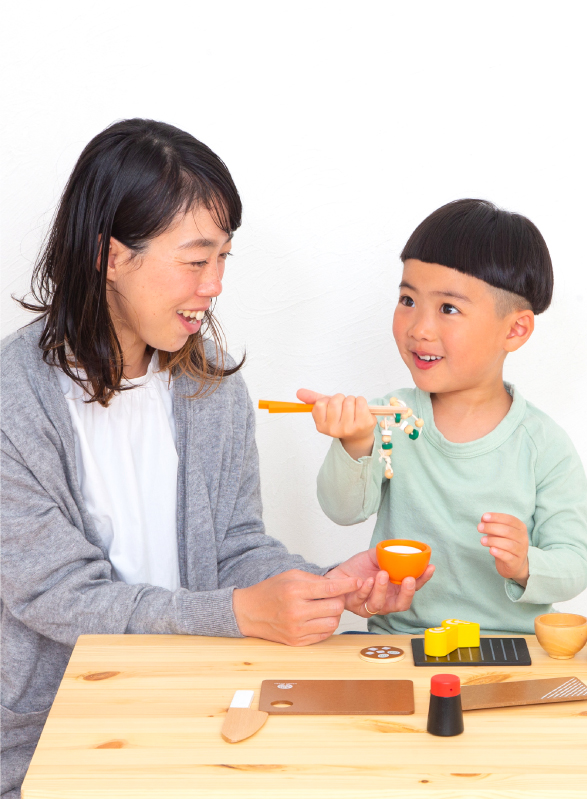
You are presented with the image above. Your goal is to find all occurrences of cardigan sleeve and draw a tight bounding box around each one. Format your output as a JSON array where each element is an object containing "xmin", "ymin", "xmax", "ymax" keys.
[
  {"xmin": 1, "ymin": 429, "xmax": 244, "ymax": 644},
  {"xmin": 216, "ymin": 394, "xmax": 329, "ymax": 589}
]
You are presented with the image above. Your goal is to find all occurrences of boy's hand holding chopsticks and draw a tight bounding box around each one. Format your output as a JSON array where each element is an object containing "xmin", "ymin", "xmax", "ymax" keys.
[{"xmin": 296, "ymin": 389, "xmax": 377, "ymax": 461}]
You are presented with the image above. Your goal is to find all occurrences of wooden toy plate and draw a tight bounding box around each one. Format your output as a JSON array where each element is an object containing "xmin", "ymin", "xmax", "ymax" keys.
[
  {"xmin": 411, "ymin": 637, "xmax": 531, "ymax": 666},
  {"xmin": 259, "ymin": 679, "xmax": 414, "ymax": 715}
]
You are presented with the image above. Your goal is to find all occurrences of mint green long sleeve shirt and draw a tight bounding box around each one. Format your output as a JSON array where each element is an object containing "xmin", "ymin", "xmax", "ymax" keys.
[{"xmin": 317, "ymin": 385, "xmax": 587, "ymax": 634}]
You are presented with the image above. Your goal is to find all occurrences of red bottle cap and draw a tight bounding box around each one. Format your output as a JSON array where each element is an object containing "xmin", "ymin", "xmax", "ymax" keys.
[{"xmin": 430, "ymin": 673, "xmax": 461, "ymax": 697}]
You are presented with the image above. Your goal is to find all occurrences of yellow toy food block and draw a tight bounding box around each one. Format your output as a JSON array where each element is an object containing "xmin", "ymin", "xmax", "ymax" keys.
[
  {"xmin": 424, "ymin": 618, "xmax": 481, "ymax": 656},
  {"xmin": 424, "ymin": 625, "xmax": 458, "ymax": 657},
  {"xmin": 442, "ymin": 618, "xmax": 481, "ymax": 648}
]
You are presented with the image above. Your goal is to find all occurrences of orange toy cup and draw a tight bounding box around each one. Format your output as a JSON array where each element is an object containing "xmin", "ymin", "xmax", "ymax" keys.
[{"xmin": 376, "ymin": 539, "xmax": 432, "ymax": 585}]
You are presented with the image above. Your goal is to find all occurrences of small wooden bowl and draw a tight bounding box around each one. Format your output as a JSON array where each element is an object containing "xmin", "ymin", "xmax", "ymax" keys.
[
  {"xmin": 376, "ymin": 539, "xmax": 431, "ymax": 585},
  {"xmin": 534, "ymin": 613, "xmax": 587, "ymax": 659}
]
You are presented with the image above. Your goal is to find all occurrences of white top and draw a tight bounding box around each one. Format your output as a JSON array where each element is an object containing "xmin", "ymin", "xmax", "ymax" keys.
[{"xmin": 57, "ymin": 354, "xmax": 181, "ymax": 591}]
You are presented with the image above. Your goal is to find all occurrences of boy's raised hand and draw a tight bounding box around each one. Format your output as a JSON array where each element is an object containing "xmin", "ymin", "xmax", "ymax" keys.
[
  {"xmin": 478, "ymin": 513, "xmax": 530, "ymax": 587},
  {"xmin": 296, "ymin": 389, "xmax": 377, "ymax": 460}
]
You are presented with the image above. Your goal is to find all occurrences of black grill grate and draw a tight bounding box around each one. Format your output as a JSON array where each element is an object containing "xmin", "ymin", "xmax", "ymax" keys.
[{"xmin": 411, "ymin": 637, "xmax": 531, "ymax": 666}]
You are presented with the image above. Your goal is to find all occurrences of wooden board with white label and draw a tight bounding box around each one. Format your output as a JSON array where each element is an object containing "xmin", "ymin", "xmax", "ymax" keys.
[
  {"xmin": 461, "ymin": 676, "xmax": 587, "ymax": 710},
  {"xmin": 259, "ymin": 679, "xmax": 414, "ymax": 715}
]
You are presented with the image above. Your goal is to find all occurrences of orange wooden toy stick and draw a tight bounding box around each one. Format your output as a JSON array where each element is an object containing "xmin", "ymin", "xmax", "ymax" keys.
[{"xmin": 258, "ymin": 400, "xmax": 408, "ymax": 416}]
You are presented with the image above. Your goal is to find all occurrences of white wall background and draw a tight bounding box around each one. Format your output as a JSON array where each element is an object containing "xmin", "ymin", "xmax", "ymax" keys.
[{"xmin": 2, "ymin": 0, "xmax": 586, "ymax": 628}]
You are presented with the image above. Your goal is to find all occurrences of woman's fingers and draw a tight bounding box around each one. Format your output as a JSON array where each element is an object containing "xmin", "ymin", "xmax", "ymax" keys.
[
  {"xmin": 293, "ymin": 627, "xmax": 343, "ymax": 647},
  {"xmin": 356, "ymin": 573, "xmax": 419, "ymax": 617},
  {"xmin": 350, "ymin": 571, "xmax": 392, "ymax": 616},
  {"xmin": 414, "ymin": 564, "xmax": 435, "ymax": 589},
  {"xmin": 345, "ymin": 562, "xmax": 436, "ymax": 618},
  {"xmin": 391, "ymin": 576, "xmax": 417, "ymax": 611},
  {"xmin": 233, "ymin": 570, "xmax": 359, "ymax": 645},
  {"xmin": 364, "ymin": 571, "xmax": 390, "ymax": 609},
  {"xmin": 353, "ymin": 577, "xmax": 375, "ymax": 601},
  {"xmin": 304, "ymin": 574, "xmax": 360, "ymax": 600}
]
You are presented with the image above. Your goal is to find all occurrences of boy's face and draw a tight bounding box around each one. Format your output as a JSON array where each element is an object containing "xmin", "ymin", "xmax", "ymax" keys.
[{"xmin": 392, "ymin": 260, "xmax": 533, "ymax": 395}]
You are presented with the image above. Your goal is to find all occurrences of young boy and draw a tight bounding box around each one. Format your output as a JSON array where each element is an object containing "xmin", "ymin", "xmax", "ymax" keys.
[{"xmin": 298, "ymin": 199, "xmax": 587, "ymax": 634}]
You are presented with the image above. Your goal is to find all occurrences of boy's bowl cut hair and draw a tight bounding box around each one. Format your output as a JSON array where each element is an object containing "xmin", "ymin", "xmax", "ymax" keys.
[
  {"xmin": 400, "ymin": 199, "xmax": 553, "ymax": 315},
  {"xmin": 19, "ymin": 118, "xmax": 244, "ymax": 406}
]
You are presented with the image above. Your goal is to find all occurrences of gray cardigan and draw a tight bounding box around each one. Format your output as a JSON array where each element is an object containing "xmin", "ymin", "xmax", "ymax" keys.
[{"xmin": 1, "ymin": 320, "xmax": 324, "ymax": 797}]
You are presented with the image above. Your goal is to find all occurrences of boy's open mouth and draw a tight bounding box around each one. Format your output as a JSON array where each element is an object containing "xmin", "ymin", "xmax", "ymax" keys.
[{"xmin": 412, "ymin": 352, "xmax": 443, "ymax": 370}]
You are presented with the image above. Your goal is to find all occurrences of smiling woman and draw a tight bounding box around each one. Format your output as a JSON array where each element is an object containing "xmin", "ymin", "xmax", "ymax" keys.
[
  {"xmin": 1, "ymin": 119, "xmax": 431, "ymax": 798},
  {"xmin": 19, "ymin": 118, "xmax": 243, "ymax": 403}
]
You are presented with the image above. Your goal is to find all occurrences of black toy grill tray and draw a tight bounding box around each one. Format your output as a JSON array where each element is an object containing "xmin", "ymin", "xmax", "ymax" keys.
[{"xmin": 411, "ymin": 637, "xmax": 531, "ymax": 666}]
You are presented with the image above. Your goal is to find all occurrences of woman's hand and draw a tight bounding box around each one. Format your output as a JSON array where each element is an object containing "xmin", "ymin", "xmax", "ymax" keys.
[
  {"xmin": 478, "ymin": 513, "xmax": 530, "ymax": 586},
  {"xmin": 327, "ymin": 549, "xmax": 435, "ymax": 617},
  {"xmin": 296, "ymin": 388, "xmax": 377, "ymax": 460},
  {"xmin": 232, "ymin": 570, "xmax": 361, "ymax": 646}
]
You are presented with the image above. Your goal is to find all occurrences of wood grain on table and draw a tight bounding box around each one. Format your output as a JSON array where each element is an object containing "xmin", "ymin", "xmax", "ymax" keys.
[{"xmin": 22, "ymin": 634, "xmax": 587, "ymax": 798}]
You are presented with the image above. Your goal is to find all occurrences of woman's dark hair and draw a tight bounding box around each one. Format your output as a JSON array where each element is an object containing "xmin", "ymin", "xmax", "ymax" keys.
[
  {"xmin": 400, "ymin": 199, "xmax": 553, "ymax": 315},
  {"xmin": 19, "ymin": 118, "xmax": 244, "ymax": 405}
]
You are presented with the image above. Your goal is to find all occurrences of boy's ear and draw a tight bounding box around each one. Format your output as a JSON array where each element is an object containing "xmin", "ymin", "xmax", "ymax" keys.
[
  {"xmin": 96, "ymin": 236, "xmax": 128, "ymax": 281},
  {"xmin": 504, "ymin": 311, "xmax": 534, "ymax": 353}
]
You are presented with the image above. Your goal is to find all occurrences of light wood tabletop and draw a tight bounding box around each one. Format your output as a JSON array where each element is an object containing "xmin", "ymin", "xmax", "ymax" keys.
[{"xmin": 22, "ymin": 633, "xmax": 587, "ymax": 798}]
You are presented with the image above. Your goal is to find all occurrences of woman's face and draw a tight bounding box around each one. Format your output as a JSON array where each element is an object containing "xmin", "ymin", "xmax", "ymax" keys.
[{"xmin": 105, "ymin": 205, "xmax": 232, "ymax": 368}]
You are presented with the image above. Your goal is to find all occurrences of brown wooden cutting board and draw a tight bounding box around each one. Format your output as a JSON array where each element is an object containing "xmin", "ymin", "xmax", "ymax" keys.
[
  {"xmin": 259, "ymin": 679, "xmax": 414, "ymax": 715},
  {"xmin": 461, "ymin": 676, "xmax": 587, "ymax": 710}
]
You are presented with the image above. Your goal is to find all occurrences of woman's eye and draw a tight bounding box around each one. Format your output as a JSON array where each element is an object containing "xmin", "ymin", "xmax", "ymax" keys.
[
  {"xmin": 441, "ymin": 303, "xmax": 459, "ymax": 315},
  {"xmin": 399, "ymin": 295, "xmax": 415, "ymax": 307},
  {"xmin": 220, "ymin": 251, "xmax": 232, "ymax": 260}
]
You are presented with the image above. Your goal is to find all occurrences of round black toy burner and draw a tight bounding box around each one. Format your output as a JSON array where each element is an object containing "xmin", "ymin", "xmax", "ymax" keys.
[{"xmin": 426, "ymin": 673, "xmax": 464, "ymax": 736}]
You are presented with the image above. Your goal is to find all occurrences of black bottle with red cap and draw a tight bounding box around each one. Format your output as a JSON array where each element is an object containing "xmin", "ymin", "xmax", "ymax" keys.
[{"xmin": 426, "ymin": 673, "xmax": 464, "ymax": 736}]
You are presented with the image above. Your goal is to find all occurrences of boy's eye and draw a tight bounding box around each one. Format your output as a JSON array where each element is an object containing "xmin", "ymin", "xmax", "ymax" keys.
[
  {"xmin": 399, "ymin": 295, "xmax": 415, "ymax": 307},
  {"xmin": 440, "ymin": 303, "xmax": 459, "ymax": 315}
]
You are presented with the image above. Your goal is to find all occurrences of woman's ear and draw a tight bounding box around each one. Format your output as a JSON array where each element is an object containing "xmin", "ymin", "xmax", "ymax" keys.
[
  {"xmin": 96, "ymin": 236, "xmax": 128, "ymax": 281},
  {"xmin": 504, "ymin": 311, "xmax": 535, "ymax": 353}
]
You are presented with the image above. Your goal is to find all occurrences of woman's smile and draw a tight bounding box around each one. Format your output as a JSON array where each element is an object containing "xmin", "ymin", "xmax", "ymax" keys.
[{"xmin": 176, "ymin": 308, "xmax": 206, "ymax": 334}]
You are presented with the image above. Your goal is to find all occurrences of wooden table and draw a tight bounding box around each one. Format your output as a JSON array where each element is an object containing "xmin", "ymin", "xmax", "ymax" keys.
[{"xmin": 22, "ymin": 634, "xmax": 587, "ymax": 798}]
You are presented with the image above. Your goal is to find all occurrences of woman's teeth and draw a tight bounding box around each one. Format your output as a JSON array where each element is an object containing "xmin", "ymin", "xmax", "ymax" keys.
[
  {"xmin": 418, "ymin": 355, "xmax": 442, "ymax": 361},
  {"xmin": 177, "ymin": 310, "xmax": 205, "ymax": 321}
]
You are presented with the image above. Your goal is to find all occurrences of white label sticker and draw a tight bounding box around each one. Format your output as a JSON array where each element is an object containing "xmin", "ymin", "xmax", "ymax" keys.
[{"xmin": 230, "ymin": 690, "xmax": 254, "ymax": 708}]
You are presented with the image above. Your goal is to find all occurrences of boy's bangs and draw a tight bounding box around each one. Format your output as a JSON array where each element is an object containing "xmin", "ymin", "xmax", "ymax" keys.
[{"xmin": 400, "ymin": 199, "xmax": 553, "ymax": 315}]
